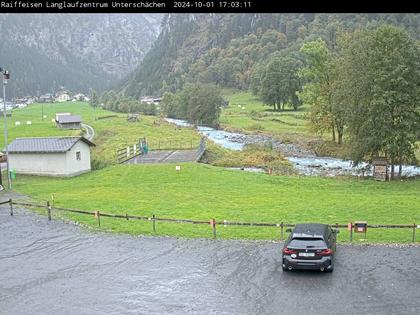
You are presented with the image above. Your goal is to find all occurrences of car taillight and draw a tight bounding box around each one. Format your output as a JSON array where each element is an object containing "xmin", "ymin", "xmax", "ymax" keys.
[
  {"xmin": 282, "ymin": 247, "xmax": 297, "ymax": 255},
  {"xmin": 318, "ymin": 249, "xmax": 332, "ymax": 256}
]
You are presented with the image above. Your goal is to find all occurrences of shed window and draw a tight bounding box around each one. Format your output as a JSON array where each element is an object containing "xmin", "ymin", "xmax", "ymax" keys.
[{"xmin": 76, "ymin": 151, "xmax": 81, "ymax": 160}]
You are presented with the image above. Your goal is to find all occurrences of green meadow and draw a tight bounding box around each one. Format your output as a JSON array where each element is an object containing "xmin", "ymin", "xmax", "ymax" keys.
[
  {"xmin": 12, "ymin": 163, "xmax": 420, "ymax": 243},
  {"xmin": 2, "ymin": 101, "xmax": 419, "ymax": 243}
]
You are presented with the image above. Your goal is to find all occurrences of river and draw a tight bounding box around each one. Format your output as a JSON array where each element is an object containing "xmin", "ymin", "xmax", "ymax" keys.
[{"xmin": 165, "ymin": 118, "xmax": 420, "ymax": 177}]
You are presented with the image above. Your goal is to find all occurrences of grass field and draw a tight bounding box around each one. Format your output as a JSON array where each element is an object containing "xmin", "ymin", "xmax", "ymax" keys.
[
  {"xmin": 3, "ymin": 100, "xmax": 419, "ymax": 243},
  {"xmin": 222, "ymin": 92, "xmax": 420, "ymax": 162},
  {"xmin": 221, "ymin": 92, "xmax": 310, "ymax": 142},
  {"xmin": 0, "ymin": 102, "xmax": 201, "ymax": 165},
  {"xmin": 12, "ymin": 163, "xmax": 420, "ymax": 243}
]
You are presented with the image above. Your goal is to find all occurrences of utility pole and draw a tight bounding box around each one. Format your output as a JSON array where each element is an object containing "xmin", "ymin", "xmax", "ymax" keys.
[{"xmin": 1, "ymin": 68, "xmax": 11, "ymax": 189}]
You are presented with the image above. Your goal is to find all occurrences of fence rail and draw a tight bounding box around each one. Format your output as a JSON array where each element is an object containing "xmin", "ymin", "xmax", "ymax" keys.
[
  {"xmin": 2, "ymin": 199, "xmax": 418, "ymax": 243},
  {"xmin": 116, "ymin": 138, "xmax": 146, "ymax": 163},
  {"xmin": 148, "ymin": 139, "xmax": 196, "ymax": 151},
  {"xmin": 116, "ymin": 137, "xmax": 205, "ymax": 163},
  {"xmin": 196, "ymin": 137, "xmax": 206, "ymax": 161}
]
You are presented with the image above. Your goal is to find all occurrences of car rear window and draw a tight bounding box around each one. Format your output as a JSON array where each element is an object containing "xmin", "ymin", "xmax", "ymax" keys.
[{"xmin": 289, "ymin": 238, "xmax": 326, "ymax": 248}]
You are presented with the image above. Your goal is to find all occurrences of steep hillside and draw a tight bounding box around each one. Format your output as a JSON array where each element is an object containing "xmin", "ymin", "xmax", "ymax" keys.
[
  {"xmin": 0, "ymin": 14, "xmax": 162, "ymax": 96},
  {"xmin": 118, "ymin": 13, "xmax": 420, "ymax": 97}
]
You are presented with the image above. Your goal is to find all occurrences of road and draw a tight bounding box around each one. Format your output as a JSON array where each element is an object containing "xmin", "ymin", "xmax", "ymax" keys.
[
  {"xmin": 0, "ymin": 201, "xmax": 419, "ymax": 314},
  {"xmin": 81, "ymin": 123, "xmax": 95, "ymax": 141}
]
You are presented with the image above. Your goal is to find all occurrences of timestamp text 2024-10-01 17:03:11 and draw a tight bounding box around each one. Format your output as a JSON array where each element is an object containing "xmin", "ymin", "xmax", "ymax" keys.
[{"xmin": 173, "ymin": 1, "xmax": 252, "ymax": 8}]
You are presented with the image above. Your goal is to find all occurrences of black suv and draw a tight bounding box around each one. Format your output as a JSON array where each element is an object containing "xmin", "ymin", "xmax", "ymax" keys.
[{"xmin": 282, "ymin": 223, "xmax": 338, "ymax": 272}]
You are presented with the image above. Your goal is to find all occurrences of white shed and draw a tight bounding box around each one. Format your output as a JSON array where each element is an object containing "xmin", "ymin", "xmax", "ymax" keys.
[{"xmin": 6, "ymin": 137, "xmax": 95, "ymax": 177}]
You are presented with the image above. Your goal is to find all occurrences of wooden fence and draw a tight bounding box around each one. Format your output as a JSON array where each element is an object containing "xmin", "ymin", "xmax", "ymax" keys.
[
  {"xmin": 147, "ymin": 139, "xmax": 197, "ymax": 151},
  {"xmin": 3, "ymin": 199, "xmax": 418, "ymax": 243},
  {"xmin": 116, "ymin": 142, "xmax": 142, "ymax": 163}
]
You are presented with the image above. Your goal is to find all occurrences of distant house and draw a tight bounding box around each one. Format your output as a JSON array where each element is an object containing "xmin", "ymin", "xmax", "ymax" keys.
[
  {"xmin": 140, "ymin": 97, "xmax": 159, "ymax": 105},
  {"xmin": 56, "ymin": 114, "xmax": 82, "ymax": 129},
  {"xmin": 15, "ymin": 103, "xmax": 27, "ymax": 109},
  {"xmin": 39, "ymin": 93, "xmax": 54, "ymax": 103},
  {"xmin": 55, "ymin": 112, "xmax": 71, "ymax": 121},
  {"xmin": 6, "ymin": 136, "xmax": 95, "ymax": 177},
  {"xmin": 56, "ymin": 93, "xmax": 71, "ymax": 102},
  {"xmin": 73, "ymin": 93, "xmax": 88, "ymax": 101}
]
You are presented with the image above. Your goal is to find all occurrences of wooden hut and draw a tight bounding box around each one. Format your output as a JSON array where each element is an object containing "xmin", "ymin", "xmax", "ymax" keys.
[{"xmin": 372, "ymin": 157, "xmax": 388, "ymax": 181}]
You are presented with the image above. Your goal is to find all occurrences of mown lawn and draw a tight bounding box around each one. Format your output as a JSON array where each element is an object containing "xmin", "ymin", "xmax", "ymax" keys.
[
  {"xmin": 12, "ymin": 163, "xmax": 420, "ymax": 243},
  {"xmin": 0, "ymin": 102, "xmax": 94, "ymax": 147}
]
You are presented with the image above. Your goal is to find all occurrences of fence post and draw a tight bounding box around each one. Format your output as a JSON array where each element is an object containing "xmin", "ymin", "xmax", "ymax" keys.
[
  {"xmin": 280, "ymin": 222, "xmax": 284, "ymax": 241},
  {"xmin": 413, "ymin": 222, "xmax": 416, "ymax": 243},
  {"xmin": 126, "ymin": 213, "xmax": 129, "ymax": 221},
  {"xmin": 350, "ymin": 222, "xmax": 353, "ymax": 243},
  {"xmin": 210, "ymin": 218, "xmax": 217, "ymax": 239},
  {"xmin": 46, "ymin": 201, "xmax": 51, "ymax": 221},
  {"xmin": 9, "ymin": 198, "xmax": 13, "ymax": 216},
  {"xmin": 95, "ymin": 210, "xmax": 101, "ymax": 227},
  {"xmin": 152, "ymin": 214, "xmax": 156, "ymax": 233},
  {"xmin": 335, "ymin": 222, "xmax": 339, "ymax": 240}
]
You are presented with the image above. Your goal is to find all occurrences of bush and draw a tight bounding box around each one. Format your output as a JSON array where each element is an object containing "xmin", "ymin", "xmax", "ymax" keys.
[{"xmin": 91, "ymin": 158, "xmax": 110, "ymax": 170}]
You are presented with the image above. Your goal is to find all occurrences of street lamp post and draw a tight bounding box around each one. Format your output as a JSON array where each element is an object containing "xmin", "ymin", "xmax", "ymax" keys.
[{"xmin": 1, "ymin": 68, "xmax": 12, "ymax": 189}]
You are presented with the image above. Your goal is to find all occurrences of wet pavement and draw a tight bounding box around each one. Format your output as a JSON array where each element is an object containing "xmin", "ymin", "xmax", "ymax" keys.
[{"xmin": 1, "ymin": 203, "xmax": 419, "ymax": 314}]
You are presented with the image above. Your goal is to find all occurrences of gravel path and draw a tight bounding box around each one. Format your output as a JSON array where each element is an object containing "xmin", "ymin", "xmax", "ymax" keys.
[
  {"xmin": 0, "ymin": 202, "xmax": 419, "ymax": 315},
  {"xmin": 81, "ymin": 123, "xmax": 95, "ymax": 141}
]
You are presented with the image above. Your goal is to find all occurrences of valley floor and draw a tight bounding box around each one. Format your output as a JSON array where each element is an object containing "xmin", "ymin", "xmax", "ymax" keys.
[{"xmin": 2, "ymin": 100, "xmax": 419, "ymax": 243}]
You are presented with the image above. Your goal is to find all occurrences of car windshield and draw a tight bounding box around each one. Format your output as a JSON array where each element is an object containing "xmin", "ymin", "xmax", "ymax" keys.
[{"xmin": 289, "ymin": 238, "xmax": 326, "ymax": 248}]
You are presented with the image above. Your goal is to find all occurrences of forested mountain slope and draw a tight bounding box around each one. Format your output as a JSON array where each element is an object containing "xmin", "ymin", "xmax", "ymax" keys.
[{"xmin": 118, "ymin": 13, "xmax": 420, "ymax": 97}]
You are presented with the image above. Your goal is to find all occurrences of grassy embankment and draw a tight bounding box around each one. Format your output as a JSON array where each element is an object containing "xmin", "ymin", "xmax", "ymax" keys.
[
  {"xmin": 222, "ymin": 92, "xmax": 352, "ymax": 158},
  {"xmin": 222, "ymin": 91, "xmax": 420, "ymax": 162},
  {"xmin": 13, "ymin": 163, "xmax": 420, "ymax": 243},
  {"xmin": 221, "ymin": 92, "xmax": 309, "ymax": 140}
]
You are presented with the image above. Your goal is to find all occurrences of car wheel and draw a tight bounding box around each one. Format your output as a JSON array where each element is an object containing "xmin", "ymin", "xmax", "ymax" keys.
[
  {"xmin": 326, "ymin": 264, "xmax": 334, "ymax": 273},
  {"xmin": 282, "ymin": 266, "xmax": 289, "ymax": 272}
]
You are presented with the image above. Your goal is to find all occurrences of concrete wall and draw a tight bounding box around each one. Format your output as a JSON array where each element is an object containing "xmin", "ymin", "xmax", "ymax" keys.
[
  {"xmin": 65, "ymin": 141, "xmax": 91, "ymax": 176},
  {"xmin": 9, "ymin": 141, "xmax": 91, "ymax": 177}
]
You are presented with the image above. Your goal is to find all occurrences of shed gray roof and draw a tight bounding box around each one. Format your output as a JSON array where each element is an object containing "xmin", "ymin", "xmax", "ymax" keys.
[
  {"xmin": 6, "ymin": 137, "xmax": 95, "ymax": 153},
  {"xmin": 57, "ymin": 115, "xmax": 82, "ymax": 124}
]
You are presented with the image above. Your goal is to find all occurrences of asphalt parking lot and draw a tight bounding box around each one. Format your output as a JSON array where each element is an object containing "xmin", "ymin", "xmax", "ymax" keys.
[{"xmin": 0, "ymin": 205, "xmax": 419, "ymax": 315}]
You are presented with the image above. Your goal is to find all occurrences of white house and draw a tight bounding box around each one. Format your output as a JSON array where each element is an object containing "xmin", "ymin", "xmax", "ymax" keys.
[
  {"xmin": 56, "ymin": 93, "xmax": 70, "ymax": 102},
  {"xmin": 7, "ymin": 137, "xmax": 95, "ymax": 177},
  {"xmin": 73, "ymin": 93, "xmax": 88, "ymax": 101}
]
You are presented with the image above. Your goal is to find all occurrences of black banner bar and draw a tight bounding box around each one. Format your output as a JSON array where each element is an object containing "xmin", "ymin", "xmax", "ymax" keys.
[{"xmin": 0, "ymin": 1, "xmax": 418, "ymax": 13}]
